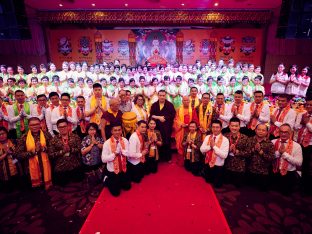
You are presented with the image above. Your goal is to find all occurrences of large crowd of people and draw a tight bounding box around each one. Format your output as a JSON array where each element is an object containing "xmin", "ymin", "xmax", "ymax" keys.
[{"xmin": 0, "ymin": 59, "xmax": 311, "ymax": 197}]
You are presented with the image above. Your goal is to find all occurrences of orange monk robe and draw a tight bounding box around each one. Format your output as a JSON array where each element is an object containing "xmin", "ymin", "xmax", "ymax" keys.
[{"xmin": 173, "ymin": 106, "xmax": 196, "ymax": 155}]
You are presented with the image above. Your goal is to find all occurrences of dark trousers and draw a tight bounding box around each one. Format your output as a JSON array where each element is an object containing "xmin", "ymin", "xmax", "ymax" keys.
[
  {"xmin": 272, "ymin": 171, "xmax": 299, "ymax": 195},
  {"xmin": 146, "ymin": 157, "xmax": 158, "ymax": 174},
  {"xmin": 203, "ymin": 165, "xmax": 224, "ymax": 188},
  {"xmin": 127, "ymin": 162, "xmax": 144, "ymax": 183},
  {"xmin": 184, "ymin": 160, "xmax": 202, "ymax": 176},
  {"xmin": 53, "ymin": 167, "xmax": 84, "ymax": 186},
  {"xmin": 106, "ymin": 171, "xmax": 131, "ymax": 197},
  {"xmin": 246, "ymin": 172, "xmax": 270, "ymax": 191},
  {"xmin": 0, "ymin": 175, "xmax": 19, "ymax": 192},
  {"xmin": 225, "ymin": 170, "xmax": 245, "ymax": 187},
  {"xmin": 302, "ymin": 145, "xmax": 312, "ymax": 194},
  {"xmin": 8, "ymin": 129, "xmax": 17, "ymax": 140},
  {"xmin": 159, "ymin": 143, "xmax": 172, "ymax": 162}
]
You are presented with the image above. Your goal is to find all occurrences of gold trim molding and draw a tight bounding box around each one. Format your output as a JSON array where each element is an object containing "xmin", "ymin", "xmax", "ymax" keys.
[{"xmin": 38, "ymin": 10, "xmax": 272, "ymax": 25}]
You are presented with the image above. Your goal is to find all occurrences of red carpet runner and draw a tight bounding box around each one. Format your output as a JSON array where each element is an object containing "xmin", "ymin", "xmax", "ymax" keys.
[{"xmin": 80, "ymin": 158, "xmax": 231, "ymax": 234}]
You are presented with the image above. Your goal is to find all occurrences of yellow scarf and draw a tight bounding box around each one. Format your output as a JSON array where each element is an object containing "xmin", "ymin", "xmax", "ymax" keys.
[
  {"xmin": 135, "ymin": 104, "xmax": 147, "ymax": 121},
  {"xmin": 90, "ymin": 95, "xmax": 107, "ymax": 125},
  {"xmin": 199, "ymin": 102, "xmax": 213, "ymax": 131},
  {"xmin": 178, "ymin": 105, "xmax": 193, "ymax": 123},
  {"xmin": 26, "ymin": 130, "xmax": 52, "ymax": 189},
  {"xmin": 186, "ymin": 131, "xmax": 197, "ymax": 162},
  {"xmin": 190, "ymin": 97, "xmax": 200, "ymax": 109},
  {"xmin": 108, "ymin": 108, "xmax": 118, "ymax": 117}
]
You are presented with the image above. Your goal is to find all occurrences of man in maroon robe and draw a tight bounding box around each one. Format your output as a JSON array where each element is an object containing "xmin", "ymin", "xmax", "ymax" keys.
[
  {"xmin": 101, "ymin": 98, "xmax": 123, "ymax": 141},
  {"xmin": 150, "ymin": 90, "xmax": 176, "ymax": 161}
]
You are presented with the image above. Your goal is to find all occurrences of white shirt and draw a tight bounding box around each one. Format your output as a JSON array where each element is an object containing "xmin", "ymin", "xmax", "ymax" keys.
[
  {"xmin": 250, "ymin": 102, "xmax": 270, "ymax": 126},
  {"xmin": 216, "ymin": 104, "xmax": 232, "ymax": 129},
  {"xmin": 7, "ymin": 103, "xmax": 37, "ymax": 130},
  {"xmin": 200, "ymin": 134, "xmax": 229, "ymax": 166},
  {"xmin": 294, "ymin": 112, "xmax": 312, "ymax": 146},
  {"xmin": 128, "ymin": 132, "xmax": 145, "ymax": 165},
  {"xmin": 270, "ymin": 73, "xmax": 289, "ymax": 94},
  {"xmin": 223, "ymin": 102, "xmax": 251, "ymax": 127},
  {"xmin": 271, "ymin": 139, "xmax": 303, "ymax": 172},
  {"xmin": 131, "ymin": 105, "xmax": 148, "ymax": 122},
  {"xmin": 45, "ymin": 106, "xmax": 58, "ymax": 136},
  {"xmin": 51, "ymin": 105, "xmax": 78, "ymax": 132},
  {"xmin": 102, "ymin": 137, "xmax": 129, "ymax": 172},
  {"xmin": 272, "ymin": 107, "xmax": 297, "ymax": 129}
]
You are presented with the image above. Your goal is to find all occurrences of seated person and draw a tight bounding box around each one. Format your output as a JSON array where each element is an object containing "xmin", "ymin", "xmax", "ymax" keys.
[
  {"xmin": 182, "ymin": 121, "xmax": 202, "ymax": 176},
  {"xmin": 81, "ymin": 123, "xmax": 104, "ymax": 185},
  {"xmin": 48, "ymin": 119, "xmax": 82, "ymax": 186},
  {"xmin": 101, "ymin": 124, "xmax": 131, "ymax": 196}
]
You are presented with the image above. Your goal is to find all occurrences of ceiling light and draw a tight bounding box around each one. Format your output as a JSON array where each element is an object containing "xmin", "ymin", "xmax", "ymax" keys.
[
  {"xmin": 214, "ymin": 2, "xmax": 219, "ymax": 7},
  {"xmin": 125, "ymin": 3, "xmax": 128, "ymax": 7},
  {"xmin": 59, "ymin": 3, "xmax": 63, "ymax": 7},
  {"xmin": 91, "ymin": 3, "xmax": 95, "ymax": 7},
  {"xmin": 181, "ymin": 3, "xmax": 185, "ymax": 6}
]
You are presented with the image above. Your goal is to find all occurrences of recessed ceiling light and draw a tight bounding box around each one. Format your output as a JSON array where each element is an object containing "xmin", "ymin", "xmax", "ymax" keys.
[
  {"xmin": 91, "ymin": 3, "xmax": 95, "ymax": 7},
  {"xmin": 214, "ymin": 2, "xmax": 219, "ymax": 7},
  {"xmin": 181, "ymin": 3, "xmax": 185, "ymax": 6},
  {"xmin": 125, "ymin": 3, "xmax": 128, "ymax": 7},
  {"xmin": 59, "ymin": 3, "xmax": 63, "ymax": 7}
]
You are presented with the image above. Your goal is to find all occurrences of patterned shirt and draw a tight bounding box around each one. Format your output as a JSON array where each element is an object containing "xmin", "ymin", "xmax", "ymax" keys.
[
  {"xmin": 224, "ymin": 133, "xmax": 250, "ymax": 173},
  {"xmin": 247, "ymin": 136, "xmax": 275, "ymax": 175},
  {"xmin": 48, "ymin": 133, "xmax": 82, "ymax": 173},
  {"xmin": 81, "ymin": 135, "xmax": 104, "ymax": 166}
]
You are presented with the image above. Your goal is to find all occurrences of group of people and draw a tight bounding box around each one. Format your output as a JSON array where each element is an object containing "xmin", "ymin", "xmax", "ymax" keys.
[
  {"xmin": 0, "ymin": 59, "xmax": 311, "ymax": 197},
  {"xmin": 0, "ymin": 60, "xmax": 310, "ymax": 109}
]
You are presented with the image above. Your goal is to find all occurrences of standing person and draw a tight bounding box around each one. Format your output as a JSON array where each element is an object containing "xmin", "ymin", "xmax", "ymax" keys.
[
  {"xmin": 213, "ymin": 93, "xmax": 230, "ymax": 130},
  {"xmin": 270, "ymin": 63, "xmax": 289, "ymax": 97},
  {"xmin": 294, "ymin": 98, "xmax": 312, "ymax": 194},
  {"xmin": 247, "ymin": 91, "xmax": 270, "ymax": 136},
  {"xmin": 51, "ymin": 93, "xmax": 78, "ymax": 134},
  {"xmin": 174, "ymin": 96, "xmax": 194, "ymax": 156},
  {"xmin": 224, "ymin": 90, "xmax": 251, "ymax": 135},
  {"xmin": 131, "ymin": 94, "xmax": 148, "ymax": 122},
  {"xmin": 0, "ymin": 97, "xmax": 9, "ymax": 130},
  {"xmin": 45, "ymin": 92, "xmax": 60, "ymax": 137},
  {"xmin": 85, "ymin": 83, "xmax": 107, "ymax": 126},
  {"xmin": 270, "ymin": 94, "xmax": 296, "ymax": 139},
  {"xmin": 146, "ymin": 119, "xmax": 162, "ymax": 173},
  {"xmin": 193, "ymin": 92, "xmax": 213, "ymax": 138},
  {"xmin": 81, "ymin": 123, "xmax": 104, "ymax": 185},
  {"xmin": 150, "ymin": 90, "xmax": 176, "ymax": 161},
  {"xmin": 100, "ymin": 98, "xmax": 123, "ymax": 141},
  {"xmin": 189, "ymin": 87, "xmax": 200, "ymax": 110},
  {"xmin": 7, "ymin": 90, "xmax": 36, "ymax": 139},
  {"xmin": 128, "ymin": 120, "xmax": 149, "ymax": 181},
  {"xmin": 48, "ymin": 119, "xmax": 82, "ymax": 186},
  {"xmin": 0, "ymin": 127, "xmax": 18, "ymax": 191},
  {"xmin": 14, "ymin": 117, "xmax": 52, "ymax": 189},
  {"xmin": 75, "ymin": 96, "xmax": 89, "ymax": 139},
  {"xmin": 200, "ymin": 120, "xmax": 229, "ymax": 188},
  {"xmin": 224, "ymin": 117, "xmax": 249, "ymax": 187},
  {"xmin": 271, "ymin": 124, "xmax": 303, "ymax": 195},
  {"xmin": 298, "ymin": 66, "xmax": 310, "ymax": 98},
  {"xmin": 101, "ymin": 124, "xmax": 131, "ymax": 196},
  {"xmin": 182, "ymin": 121, "xmax": 202, "ymax": 176},
  {"xmin": 34, "ymin": 94, "xmax": 49, "ymax": 132},
  {"xmin": 247, "ymin": 124, "xmax": 275, "ymax": 191}
]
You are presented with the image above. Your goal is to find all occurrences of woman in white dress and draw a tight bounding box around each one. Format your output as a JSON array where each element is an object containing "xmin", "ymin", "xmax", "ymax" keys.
[
  {"xmin": 298, "ymin": 66, "xmax": 311, "ymax": 98},
  {"xmin": 270, "ymin": 63, "xmax": 289, "ymax": 96},
  {"xmin": 285, "ymin": 64, "xmax": 300, "ymax": 97}
]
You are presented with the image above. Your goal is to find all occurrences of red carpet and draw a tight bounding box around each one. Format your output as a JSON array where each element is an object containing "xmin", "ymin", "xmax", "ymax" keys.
[{"xmin": 80, "ymin": 158, "xmax": 231, "ymax": 234}]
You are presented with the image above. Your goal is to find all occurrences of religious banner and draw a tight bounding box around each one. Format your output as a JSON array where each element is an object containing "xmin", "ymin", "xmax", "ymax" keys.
[
  {"xmin": 133, "ymin": 29, "xmax": 178, "ymax": 66},
  {"xmin": 47, "ymin": 28, "xmax": 264, "ymax": 68}
]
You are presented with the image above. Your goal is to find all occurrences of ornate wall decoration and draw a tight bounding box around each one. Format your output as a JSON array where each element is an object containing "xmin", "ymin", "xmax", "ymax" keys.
[{"xmin": 38, "ymin": 10, "xmax": 272, "ymax": 26}]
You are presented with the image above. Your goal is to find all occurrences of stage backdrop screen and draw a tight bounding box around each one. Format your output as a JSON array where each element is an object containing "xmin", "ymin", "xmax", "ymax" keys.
[{"xmin": 46, "ymin": 28, "xmax": 264, "ymax": 67}]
